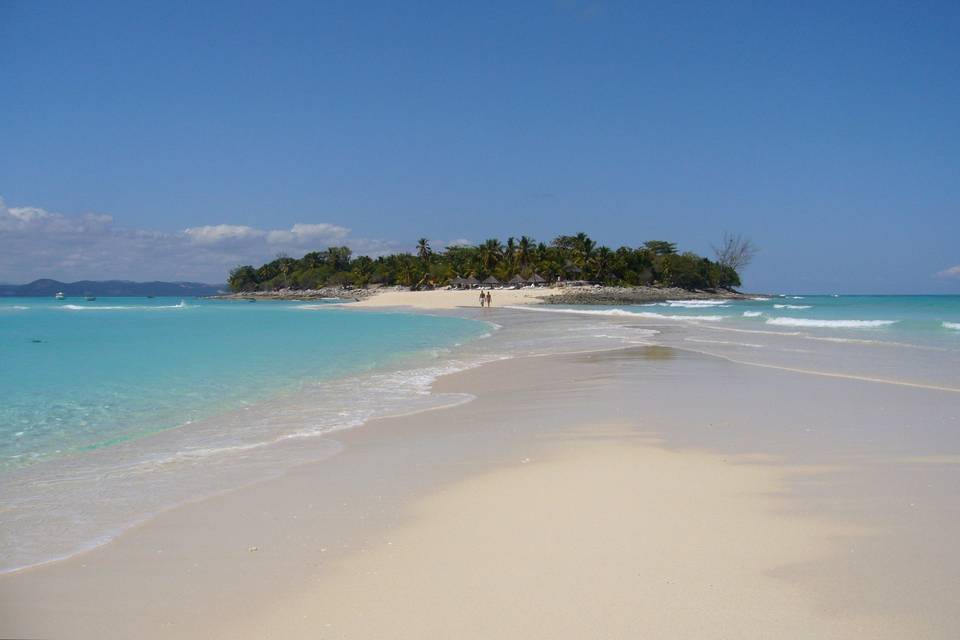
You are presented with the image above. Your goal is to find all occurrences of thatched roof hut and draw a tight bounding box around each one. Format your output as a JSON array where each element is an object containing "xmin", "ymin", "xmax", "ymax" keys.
[
  {"xmin": 463, "ymin": 276, "xmax": 481, "ymax": 287},
  {"xmin": 529, "ymin": 273, "xmax": 547, "ymax": 284},
  {"xmin": 449, "ymin": 276, "xmax": 466, "ymax": 287},
  {"xmin": 508, "ymin": 274, "xmax": 527, "ymax": 285},
  {"xmin": 482, "ymin": 275, "xmax": 501, "ymax": 286}
]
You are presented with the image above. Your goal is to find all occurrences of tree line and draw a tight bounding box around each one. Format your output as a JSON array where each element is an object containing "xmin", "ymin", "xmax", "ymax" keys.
[{"xmin": 228, "ymin": 232, "xmax": 751, "ymax": 292}]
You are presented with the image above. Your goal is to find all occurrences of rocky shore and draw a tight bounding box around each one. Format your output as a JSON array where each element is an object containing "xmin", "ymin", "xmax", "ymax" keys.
[{"xmin": 541, "ymin": 285, "xmax": 754, "ymax": 305}]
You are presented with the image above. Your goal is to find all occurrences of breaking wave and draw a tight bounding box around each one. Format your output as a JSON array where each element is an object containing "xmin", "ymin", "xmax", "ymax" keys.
[
  {"xmin": 504, "ymin": 306, "xmax": 725, "ymax": 322},
  {"xmin": 766, "ymin": 317, "xmax": 898, "ymax": 329},
  {"xmin": 60, "ymin": 301, "xmax": 188, "ymax": 311}
]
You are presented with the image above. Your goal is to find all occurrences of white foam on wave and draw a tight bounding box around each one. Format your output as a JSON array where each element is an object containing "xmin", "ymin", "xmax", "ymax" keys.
[
  {"xmin": 766, "ymin": 317, "xmax": 898, "ymax": 329},
  {"xmin": 663, "ymin": 299, "xmax": 730, "ymax": 308},
  {"xmin": 773, "ymin": 304, "xmax": 812, "ymax": 310},
  {"xmin": 750, "ymin": 297, "xmax": 771, "ymax": 301},
  {"xmin": 60, "ymin": 300, "xmax": 188, "ymax": 311},
  {"xmin": 297, "ymin": 303, "xmax": 339, "ymax": 310},
  {"xmin": 742, "ymin": 311, "xmax": 763, "ymax": 317},
  {"xmin": 944, "ymin": 322, "xmax": 960, "ymax": 331},
  {"xmin": 504, "ymin": 305, "xmax": 725, "ymax": 322},
  {"xmin": 685, "ymin": 337, "xmax": 764, "ymax": 348}
]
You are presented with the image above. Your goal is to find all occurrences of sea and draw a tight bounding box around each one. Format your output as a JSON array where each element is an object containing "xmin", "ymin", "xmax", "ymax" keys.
[
  {"xmin": 0, "ymin": 297, "xmax": 493, "ymax": 573},
  {"xmin": 2, "ymin": 293, "xmax": 959, "ymax": 573},
  {"xmin": 508, "ymin": 294, "xmax": 960, "ymax": 391}
]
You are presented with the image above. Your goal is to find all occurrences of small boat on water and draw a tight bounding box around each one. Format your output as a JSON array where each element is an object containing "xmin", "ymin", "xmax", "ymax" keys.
[
  {"xmin": 85, "ymin": 294, "xmax": 97, "ymax": 301},
  {"xmin": 55, "ymin": 292, "xmax": 65, "ymax": 300}
]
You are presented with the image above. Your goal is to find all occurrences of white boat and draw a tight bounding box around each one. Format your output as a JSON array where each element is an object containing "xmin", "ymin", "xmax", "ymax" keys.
[{"xmin": 55, "ymin": 292, "xmax": 65, "ymax": 300}]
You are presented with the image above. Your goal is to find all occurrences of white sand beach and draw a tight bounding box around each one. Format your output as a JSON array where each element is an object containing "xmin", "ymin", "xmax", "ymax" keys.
[
  {"xmin": 355, "ymin": 287, "xmax": 552, "ymax": 309},
  {"xmin": 3, "ymin": 312, "xmax": 958, "ymax": 638}
]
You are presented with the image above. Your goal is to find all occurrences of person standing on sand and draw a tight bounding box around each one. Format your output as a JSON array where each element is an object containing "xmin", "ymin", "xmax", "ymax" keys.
[
  {"xmin": 486, "ymin": 291, "xmax": 492, "ymax": 307},
  {"xmin": 479, "ymin": 290, "xmax": 486, "ymax": 307}
]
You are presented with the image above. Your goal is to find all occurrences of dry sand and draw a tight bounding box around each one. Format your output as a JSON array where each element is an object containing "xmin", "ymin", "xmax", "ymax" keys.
[
  {"xmin": 355, "ymin": 287, "xmax": 551, "ymax": 309},
  {"xmin": 222, "ymin": 440, "xmax": 885, "ymax": 640}
]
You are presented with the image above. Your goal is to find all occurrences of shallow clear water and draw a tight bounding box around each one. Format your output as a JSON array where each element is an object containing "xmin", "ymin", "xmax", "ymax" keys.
[
  {"xmin": 3, "ymin": 293, "xmax": 958, "ymax": 574},
  {"xmin": 623, "ymin": 294, "xmax": 960, "ymax": 342},
  {"xmin": 0, "ymin": 297, "xmax": 486, "ymax": 469},
  {"xmin": 506, "ymin": 295, "xmax": 960, "ymax": 391},
  {"xmin": 0, "ymin": 297, "xmax": 498, "ymax": 572}
]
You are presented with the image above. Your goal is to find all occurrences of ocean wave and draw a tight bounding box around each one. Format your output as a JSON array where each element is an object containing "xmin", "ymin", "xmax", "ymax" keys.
[
  {"xmin": 766, "ymin": 317, "xmax": 898, "ymax": 329},
  {"xmin": 60, "ymin": 301, "xmax": 188, "ymax": 311},
  {"xmin": 684, "ymin": 337, "xmax": 764, "ymax": 348},
  {"xmin": 750, "ymin": 297, "xmax": 771, "ymax": 301},
  {"xmin": 297, "ymin": 303, "xmax": 338, "ymax": 310},
  {"xmin": 663, "ymin": 299, "xmax": 730, "ymax": 308},
  {"xmin": 944, "ymin": 322, "xmax": 960, "ymax": 331},
  {"xmin": 742, "ymin": 311, "xmax": 763, "ymax": 317},
  {"xmin": 504, "ymin": 305, "xmax": 725, "ymax": 322},
  {"xmin": 773, "ymin": 304, "xmax": 812, "ymax": 310}
]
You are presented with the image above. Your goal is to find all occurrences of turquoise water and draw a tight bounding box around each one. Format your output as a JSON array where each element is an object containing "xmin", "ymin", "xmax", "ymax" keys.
[
  {"xmin": 0, "ymin": 297, "xmax": 487, "ymax": 470},
  {"xmin": 514, "ymin": 294, "xmax": 960, "ymax": 391},
  {"xmin": 3, "ymin": 293, "xmax": 958, "ymax": 573},
  {"xmin": 567, "ymin": 295, "xmax": 960, "ymax": 343}
]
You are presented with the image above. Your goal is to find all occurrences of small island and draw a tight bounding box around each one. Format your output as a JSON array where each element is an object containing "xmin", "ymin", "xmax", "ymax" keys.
[{"xmin": 224, "ymin": 232, "xmax": 757, "ymax": 304}]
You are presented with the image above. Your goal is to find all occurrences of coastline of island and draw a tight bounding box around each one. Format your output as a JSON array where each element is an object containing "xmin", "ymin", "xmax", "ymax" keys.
[{"xmin": 209, "ymin": 283, "xmax": 758, "ymax": 307}]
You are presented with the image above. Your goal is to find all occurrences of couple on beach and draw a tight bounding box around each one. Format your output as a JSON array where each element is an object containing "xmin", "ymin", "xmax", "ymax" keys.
[{"xmin": 479, "ymin": 290, "xmax": 492, "ymax": 308}]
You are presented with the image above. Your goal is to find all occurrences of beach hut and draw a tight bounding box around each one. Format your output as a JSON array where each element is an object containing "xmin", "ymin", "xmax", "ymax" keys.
[
  {"xmin": 463, "ymin": 276, "xmax": 481, "ymax": 288},
  {"xmin": 508, "ymin": 274, "xmax": 527, "ymax": 287},
  {"xmin": 482, "ymin": 275, "xmax": 502, "ymax": 287},
  {"xmin": 449, "ymin": 276, "xmax": 466, "ymax": 288},
  {"xmin": 529, "ymin": 273, "xmax": 547, "ymax": 286}
]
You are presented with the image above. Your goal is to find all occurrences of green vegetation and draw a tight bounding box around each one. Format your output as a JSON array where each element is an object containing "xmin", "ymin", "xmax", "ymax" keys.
[{"xmin": 228, "ymin": 232, "xmax": 743, "ymax": 292}]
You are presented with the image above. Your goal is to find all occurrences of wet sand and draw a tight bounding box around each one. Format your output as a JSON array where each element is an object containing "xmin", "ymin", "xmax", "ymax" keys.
[{"xmin": 2, "ymin": 339, "xmax": 958, "ymax": 638}]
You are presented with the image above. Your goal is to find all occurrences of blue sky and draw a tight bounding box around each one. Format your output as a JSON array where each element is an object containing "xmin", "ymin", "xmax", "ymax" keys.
[{"xmin": 1, "ymin": 0, "xmax": 957, "ymax": 292}]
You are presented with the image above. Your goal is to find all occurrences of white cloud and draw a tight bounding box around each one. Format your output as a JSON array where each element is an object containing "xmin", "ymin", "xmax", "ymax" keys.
[
  {"xmin": 183, "ymin": 224, "xmax": 266, "ymax": 245},
  {"xmin": 936, "ymin": 265, "xmax": 960, "ymax": 279},
  {"xmin": 265, "ymin": 223, "xmax": 350, "ymax": 245},
  {"xmin": 0, "ymin": 196, "xmax": 399, "ymax": 283}
]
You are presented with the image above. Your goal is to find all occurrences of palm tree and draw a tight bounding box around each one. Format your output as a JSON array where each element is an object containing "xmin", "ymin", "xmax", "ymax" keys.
[
  {"xmin": 591, "ymin": 246, "xmax": 614, "ymax": 283},
  {"xmin": 573, "ymin": 232, "xmax": 596, "ymax": 269},
  {"xmin": 505, "ymin": 237, "xmax": 517, "ymax": 272},
  {"xmin": 517, "ymin": 236, "xmax": 533, "ymax": 270},
  {"xmin": 416, "ymin": 238, "xmax": 432, "ymax": 264},
  {"xmin": 478, "ymin": 238, "xmax": 503, "ymax": 274},
  {"xmin": 396, "ymin": 255, "xmax": 417, "ymax": 287}
]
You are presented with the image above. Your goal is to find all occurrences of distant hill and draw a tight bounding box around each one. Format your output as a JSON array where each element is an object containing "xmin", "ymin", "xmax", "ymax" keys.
[{"xmin": 0, "ymin": 279, "xmax": 226, "ymax": 297}]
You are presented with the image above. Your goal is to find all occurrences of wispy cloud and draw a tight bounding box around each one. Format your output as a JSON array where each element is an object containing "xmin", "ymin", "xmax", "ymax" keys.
[
  {"xmin": 936, "ymin": 265, "xmax": 960, "ymax": 279},
  {"xmin": 0, "ymin": 196, "xmax": 399, "ymax": 283}
]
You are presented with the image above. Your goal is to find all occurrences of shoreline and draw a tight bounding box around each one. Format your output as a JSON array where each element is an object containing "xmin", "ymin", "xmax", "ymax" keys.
[
  {"xmin": 3, "ymin": 306, "xmax": 959, "ymax": 637},
  {"xmin": 209, "ymin": 285, "xmax": 757, "ymax": 307}
]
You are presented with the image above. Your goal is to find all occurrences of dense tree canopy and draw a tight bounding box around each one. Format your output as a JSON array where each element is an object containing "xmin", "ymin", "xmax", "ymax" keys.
[{"xmin": 228, "ymin": 233, "xmax": 742, "ymax": 292}]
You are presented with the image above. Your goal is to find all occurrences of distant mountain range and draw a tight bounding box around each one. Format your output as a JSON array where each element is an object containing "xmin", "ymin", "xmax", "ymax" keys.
[{"xmin": 0, "ymin": 279, "xmax": 226, "ymax": 297}]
